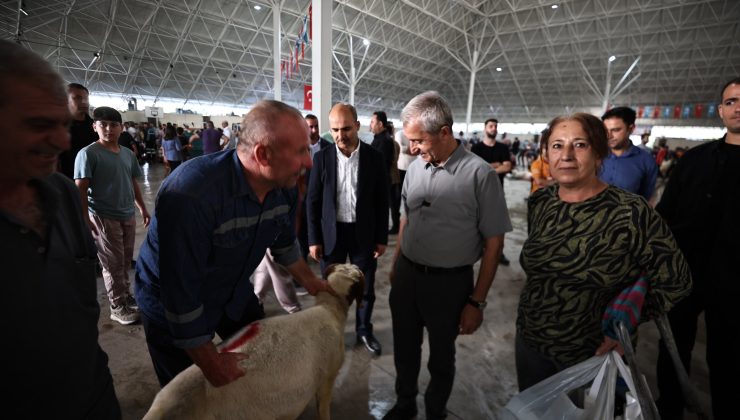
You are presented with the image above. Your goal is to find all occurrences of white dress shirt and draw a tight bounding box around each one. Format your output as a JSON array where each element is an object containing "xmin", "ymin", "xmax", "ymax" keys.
[
  {"xmin": 310, "ymin": 141, "xmax": 322, "ymax": 160},
  {"xmin": 335, "ymin": 144, "xmax": 360, "ymax": 223}
]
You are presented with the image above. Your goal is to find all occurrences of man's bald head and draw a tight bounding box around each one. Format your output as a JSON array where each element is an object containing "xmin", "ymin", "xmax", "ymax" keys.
[
  {"xmin": 239, "ymin": 100, "xmax": 305, "ymax": 153},
  {"xmin": 329, "ymin": 103, "xmax": 358, "ymax": 121},
  {"xmin": 328, "ymin": 103, "xmax": 360, "ymax": 156}
]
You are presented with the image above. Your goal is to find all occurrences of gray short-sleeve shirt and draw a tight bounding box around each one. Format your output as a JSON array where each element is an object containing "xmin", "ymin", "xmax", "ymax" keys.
[
  {"xmin": 74, "ymin": 142, "xmax": 142, "ymax": 220},
  {"xmin": 400, "ymin": 143, "xmax": 512, "ymax": 267}
]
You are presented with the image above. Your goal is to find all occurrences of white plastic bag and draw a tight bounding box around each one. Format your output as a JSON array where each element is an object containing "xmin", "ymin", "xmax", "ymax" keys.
[{"xmin": 500, "ymin": 351, "xmax": 642, "ymax": 420}]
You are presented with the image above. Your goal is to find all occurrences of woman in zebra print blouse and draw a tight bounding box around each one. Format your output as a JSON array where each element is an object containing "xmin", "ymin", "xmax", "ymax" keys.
[{"xmin": 515, "ymin": 113, "xmax": 691, "ymax": 391}]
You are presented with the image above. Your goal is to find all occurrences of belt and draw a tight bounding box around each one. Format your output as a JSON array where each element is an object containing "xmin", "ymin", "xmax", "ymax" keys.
[{"xmin": 401, "ymin": 254, "xmax": 471, "ymax": 275}]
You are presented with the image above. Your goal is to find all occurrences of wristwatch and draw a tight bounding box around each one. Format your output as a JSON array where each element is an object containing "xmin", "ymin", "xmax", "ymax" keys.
[{"xmin": 466, "ymin": 296, "xmax": 487, "ymax": 310}]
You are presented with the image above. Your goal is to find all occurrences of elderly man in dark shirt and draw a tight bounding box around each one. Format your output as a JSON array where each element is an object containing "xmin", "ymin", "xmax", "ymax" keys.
[{"xmin": 0, "ymin": 39, "xmax": 120, "ymax": 419}]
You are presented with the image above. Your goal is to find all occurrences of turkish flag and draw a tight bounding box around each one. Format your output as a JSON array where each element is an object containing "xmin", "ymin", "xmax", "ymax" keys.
[
  {"xmin": 695, "ymin": 104, "xmax": 704, "ymax": 118},
  {"xmin": 304, "ymin": 85, "xmax": 312, "ymax": 110}
]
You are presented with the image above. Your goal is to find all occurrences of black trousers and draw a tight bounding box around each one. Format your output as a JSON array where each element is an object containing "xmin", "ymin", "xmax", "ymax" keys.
[
  {"xmin": 320, "ymin": 222, "xmax": 378, "ymax": 337},
  {"xmin": 389, "ymin": 255, "xmax": 473, "ymax": 419},
  {"xmin": 389, "ymin": 182, "xmax": 401, "ymax": 231},
  {"xmin": 656, "ymin": 287, "xmax": 738, "ymax": 420},
  {"xmin": 141, "ymin": 302, "xmax": 265, "ymax": 387},
  {"xmin": 514, "ymin": 334, "xmax": 569, "ymax": 392}
]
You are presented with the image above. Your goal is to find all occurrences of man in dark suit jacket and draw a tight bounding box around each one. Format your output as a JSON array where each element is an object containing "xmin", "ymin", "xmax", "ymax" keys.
[
  {"xmin": 304, "ymin": 113, "xmax": 332, "ymax": 185},
  {"xmin": 307, "ymin": 103, "xmax": 389, "ymax": 355}
]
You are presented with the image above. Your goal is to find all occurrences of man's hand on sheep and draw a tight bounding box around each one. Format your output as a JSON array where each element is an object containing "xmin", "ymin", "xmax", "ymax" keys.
[
  {"xmin": 302, "ymin": 275, "xmax": 337, "ymax": 297},
  {"xmin": 185, "ymin": 342, "xmax": 249, "ymax": 387},
  {"xmin": 284, "ymin": 258, "xmax": 337, "ymax": 297}
]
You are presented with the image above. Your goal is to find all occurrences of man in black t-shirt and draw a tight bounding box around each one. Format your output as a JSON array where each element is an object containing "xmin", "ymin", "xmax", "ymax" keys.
[
  {"xmin": 471, "ymin": 118, "xmax": 512, "ymax": 265},
  {"xmin": 471, "ymin": 118, "xmax": 512, "ymax": 186},
  {"xmin": 59, "ymin": 83, "xmax": 98, "ymax": 178},
  {"xmin": 118, "ymin": 124, "xmax": 138, "ymax": 155}
]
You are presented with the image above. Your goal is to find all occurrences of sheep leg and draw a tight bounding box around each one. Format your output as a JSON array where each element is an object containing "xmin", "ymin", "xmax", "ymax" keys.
[{"xmin": 315, "ymin": 372, "xmax": 338, "ymax": 420}]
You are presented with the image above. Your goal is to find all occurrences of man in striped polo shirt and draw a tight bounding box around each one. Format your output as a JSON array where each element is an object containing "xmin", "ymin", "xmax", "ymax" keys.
[{"xmin": 135, "ymin": 100, "xmax": 333, "ymax": 388}]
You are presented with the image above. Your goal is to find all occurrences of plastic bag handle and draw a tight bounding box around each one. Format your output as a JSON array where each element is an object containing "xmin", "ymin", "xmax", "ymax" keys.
[{"xmin": 610, "ymin": 351, "xmax": 638, "ymax": 396}]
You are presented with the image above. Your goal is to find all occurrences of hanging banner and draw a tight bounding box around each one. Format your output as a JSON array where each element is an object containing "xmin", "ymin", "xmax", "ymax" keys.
[
  {"xmin": 651, "ymin": 106, "xmax": 661, "ymax": 119},
  {"xmin": 682, "ymin": 104, "xmax": 692, "ymax": 119},
  {"xmin": 673, "ymin": 105, "xmax": 682, "ymax": 119},
  {"xmin": 663, "ymin": 106, "xmax": 672, "ymax": 118},
  {"xmin": 707, "ymin": 103, "xmax": 717, "ymax": 118},
  {"xmin": 637, "ymin": 106, "xmax": 645, "ymax": 118},
  {"xmin": 694, "ymin": 103, "xmax": 704, "ymax": 118},
  {"xmin": 304, "ymin": 84, "xmax": 312, "ymax": 110}
]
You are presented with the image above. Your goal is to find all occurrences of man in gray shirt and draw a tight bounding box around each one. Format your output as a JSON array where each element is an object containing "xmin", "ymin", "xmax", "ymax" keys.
[{"xmin": 383, "ymin": 91, "xmax": 511, "ymax": 420}]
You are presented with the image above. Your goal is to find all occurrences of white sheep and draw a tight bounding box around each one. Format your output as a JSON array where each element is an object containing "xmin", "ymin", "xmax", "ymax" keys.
[{"xmin": 143, "ymin": 263, "xmax": 364, "ymax": 420}]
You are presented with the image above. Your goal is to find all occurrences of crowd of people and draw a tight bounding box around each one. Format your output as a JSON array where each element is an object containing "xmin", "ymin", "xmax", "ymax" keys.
[
  {"xmin": 456, "ymin": 113, "xmax": 697, "ymax": 204},
  {"xmin": 3, "ymin": 38, "xmax": 739, "ymax": 420},
  {"xmin": 90, "ymin": 118, "xmax": 239, "ymax": 172}
]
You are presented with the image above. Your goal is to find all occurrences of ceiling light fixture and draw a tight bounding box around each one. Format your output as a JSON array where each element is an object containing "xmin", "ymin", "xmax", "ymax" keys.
[
  {"xmin": 90, "ymin": 51, "xmax": 101, "ymax": 66},
  {"xmin": 254, "ymin": 5, "xmax": 262, "ymax": 11},
  {"xmin": 362, "ymin": 38, "xmax": 370, "ymax": 46},
  {"xmin": 496, "ymin": 67, "xmax": 502, "ymax": 72},
  {"xmin": 608, "ymin": 55, "xmax": 616, "ymax": 62},
  {"xmin": 551, "ymin": 4, "xmax": 558, "ymax": 9}
]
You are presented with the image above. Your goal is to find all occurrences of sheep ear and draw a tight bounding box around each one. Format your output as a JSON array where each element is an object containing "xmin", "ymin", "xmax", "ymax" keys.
[{"xmin": 322, "ymin": 263, "xmax": 339, "ymax": 279}]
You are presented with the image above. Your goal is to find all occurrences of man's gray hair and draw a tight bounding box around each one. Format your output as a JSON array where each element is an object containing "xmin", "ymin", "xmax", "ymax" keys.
[
  {"xmin": 239, "ymin": 100, "xmax": 304, "ymax": 152},
  {"xmin": 0, "ymin": 40, "xmax": 66, "ymax": 107},
  {"xmin": 401, "ymin": 91, "xmax": 454, "ymax": 134}
]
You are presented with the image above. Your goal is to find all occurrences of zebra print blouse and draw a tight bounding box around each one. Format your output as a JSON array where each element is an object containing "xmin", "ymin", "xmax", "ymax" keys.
[{"xmin": 517, "ymin": 184, "xmax": 691, "ymax": 366}]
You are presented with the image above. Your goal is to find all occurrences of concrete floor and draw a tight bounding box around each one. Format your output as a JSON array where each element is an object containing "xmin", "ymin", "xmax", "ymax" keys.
[{"xmin": 98, "ymin": 162, "xmax": 712, "ymax": 419}]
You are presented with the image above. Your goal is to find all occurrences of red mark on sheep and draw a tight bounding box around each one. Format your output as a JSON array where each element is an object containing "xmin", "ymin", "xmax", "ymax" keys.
[{"xmin": 222, "ymin": 323, "xmax": 260, "ymax": 352}]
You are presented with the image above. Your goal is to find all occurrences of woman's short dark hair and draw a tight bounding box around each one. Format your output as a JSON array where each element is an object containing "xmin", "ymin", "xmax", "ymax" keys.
[{"xmin": 542, "ymin": 113, "xmax": 609, "ymax": 161}]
